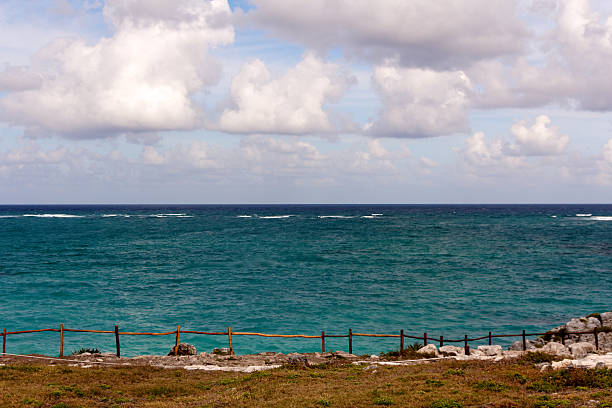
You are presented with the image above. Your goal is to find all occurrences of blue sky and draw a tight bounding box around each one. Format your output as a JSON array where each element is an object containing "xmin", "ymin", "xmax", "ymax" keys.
[{"xmin": 1, "ymin": 0, "xmax": 612, "ymax": 203}]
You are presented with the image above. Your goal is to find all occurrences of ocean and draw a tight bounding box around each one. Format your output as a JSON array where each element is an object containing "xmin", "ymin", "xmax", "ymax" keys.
[{"xmin": 1, "ymin": 204, "xmax": 611, "ymax": 357}]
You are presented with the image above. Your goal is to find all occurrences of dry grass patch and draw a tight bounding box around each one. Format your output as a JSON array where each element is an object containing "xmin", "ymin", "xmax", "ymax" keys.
[{"xmin": 1, "ymin": 358, "xmax": 611, "ymax": 407}]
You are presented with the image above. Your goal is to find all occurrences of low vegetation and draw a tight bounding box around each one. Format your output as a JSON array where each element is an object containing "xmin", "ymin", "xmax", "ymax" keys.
[{"xmin": 1, "ymin": 358, "xmax": 612, "ymax": 407}]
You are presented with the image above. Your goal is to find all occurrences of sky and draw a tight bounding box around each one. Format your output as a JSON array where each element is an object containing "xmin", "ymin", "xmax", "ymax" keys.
[{"xmin": 1, "ymin": 0, "xmax": 612, "ymax": 204}]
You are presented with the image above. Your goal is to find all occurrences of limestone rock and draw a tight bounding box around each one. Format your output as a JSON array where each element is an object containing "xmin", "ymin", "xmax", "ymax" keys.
[
  {"xmin": 168, "ymin": 343, "xmax": 197, "ymax": 356},
  {"xmin": 417, "ymin": 344, "xmax": 438, "ymax": 356},
  {"xmin": 439, "ymin": 345, "xmax": 464, "ymax": 356},
  {"xmin": 212, "ymin": 347, "xmax": 231, "ymax": 356},
  {"xmin": 569, "ymin": 342, "xmax": 596, "ymax": 358},
  {"xmin": 600, "ymin": 312, "xmax": 612, "ymax": 327},
  {"xmin": 477, "ymin": 345, "xmax": 502, "ymax": 356},
  {"xmin": 509, "ymin": 339, "xmax": 538, "ymax": 351},
  {"xmin": 551, "ymin": 359, "xmax": 573, "ymax": 370},
  {"xmin": 287, "ymin": 355, "xmax": 308, "ymax": 367},
  {"xmin": 540, "ymin": 342, "xmax": 570, "ymax": 357}
]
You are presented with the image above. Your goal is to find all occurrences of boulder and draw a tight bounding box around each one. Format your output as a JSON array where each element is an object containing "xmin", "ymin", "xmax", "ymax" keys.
[
  {"xmin": 168, "ymin": 343, "xmax": 197, "ymax": 356},
  {"xmin": 567, "ymin": 317, "xmax": 601, "ymax": 333},
  {"xmin": 477, "ymin": 345, "xmax": 502, "ymax": 356},
  {"xmin": 600, "ymin": 332, "xmax": 612, "ymax": 352},
  {"xmin": 569, "ymin": 342, "xmax": 596, "ymax": 358},
  {"xmin": 552, "ymin": 359, "xmax": 573, "ymax": 370},
  {"xmin": 417, "ymin": 344, "xmax": 438, "ymax": 356},
  {"xmin": 508, "ymin": 339, "xmax": 538, "ymax": 351},
  {"xmin": 211, "ymin": 347, "xmax": 231, "ymax": 356},
  {"xmin": 287, "ymin": 355, "xmax": 308, "ymax": 367},
  {"xmin": 600, "ymin": 312, "xmax": 612, "ymax": 327},
  {"xmin": 540, "ymin": 342, "xmax": 570, "ymax": 357},
  {"xmin": 439, "ymin": 345, "xmax": 464, "ymax": 356}
]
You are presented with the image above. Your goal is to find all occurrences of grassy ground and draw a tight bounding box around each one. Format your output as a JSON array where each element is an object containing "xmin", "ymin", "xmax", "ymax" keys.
[{"xmin": 1, "ymin": 356, "xmax": 612, "ymax": 407}]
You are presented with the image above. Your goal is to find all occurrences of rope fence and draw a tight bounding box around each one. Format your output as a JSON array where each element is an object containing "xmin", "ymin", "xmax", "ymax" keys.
[{"xmin": 1, "ymin": 325, "xmax": 607, "ymax": 358}]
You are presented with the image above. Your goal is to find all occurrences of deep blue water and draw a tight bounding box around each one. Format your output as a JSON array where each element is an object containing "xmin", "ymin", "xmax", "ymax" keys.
[{"xmin": 0, "ymin": 204, "xmax": 611, "ymax": 356}]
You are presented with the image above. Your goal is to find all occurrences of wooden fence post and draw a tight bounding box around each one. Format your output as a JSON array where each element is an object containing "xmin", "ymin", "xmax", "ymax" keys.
[
  {"xmin": 440, "ymin": 335, "xmax": 444, "ymax": 347},
  {"xmin": 228, "ymin": 326, "xmax": 234, "ymax": 355},
  {"xmin": 114, "ymin": 325, "xmax": 120, "ymax": 358},
  {"xmin": 321, "ymin": 331, "xmax": 325, "ymax": 353},
  {"xmin": 464, "ymin": 334, "xmax": 469, "ymax": 356},
  {"xmin": 488, "ymin": 331, "xmax": 492, "ymax": 346},
  {"xmin": 522, "ymin": 330, "xmax": 526, "ymax": 351},
  {"xmin": 400, "ymin": 330, "xmax": 404, "ymax": 354},
  {"xmin": 348, "ymin": 329, "xmax": 352, "ymax": 355},
  {"xmin": 424, "ymin": 332, "xmax": 427, "ymax": 346},
  {"xmin": 59, "ymin": 324, "xmax": 64, "ymax": 357},
  {"xmin": 2, "ymin": 328, "xmax": 5, "ymax": 356},
  {"xmin": 174, "ymin": 325, "xmax": 180, "ymax": 356},
  {"xmin": 594, "ymin": 327, "xmax": 599, "ymax": 350}
]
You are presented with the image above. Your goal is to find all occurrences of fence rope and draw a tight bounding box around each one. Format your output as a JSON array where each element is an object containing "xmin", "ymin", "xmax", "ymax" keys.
[{"xmin": 2, "ymin": 324, "xmax": 606, "ymax": 357}]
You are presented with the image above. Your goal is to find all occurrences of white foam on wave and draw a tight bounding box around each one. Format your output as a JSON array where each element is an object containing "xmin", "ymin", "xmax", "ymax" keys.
[
  {"xmin": 102, "ymin": 214, "xmax": 132, "ymax": 218},
  {"xmin": 318, "ymin": 215, "xmax": 354, "ymax": 219},
  {"xmin": 236, "ymin": 215, "xmax": 252, "ymax": 218},
  {"xmin": 576, "ymin": 213, "xmax": 592, "ymax": 217},
  {"xmin": 371, "ymin": 213, "xmax": 383, "ymax": 216},
  {"xmin": 23, "ymin": 214, "xmax": 84, "ymax": 218},
  {"xmin": 361, "ymin": 213, "xmax": 383, "ymax": 219},
  {"xmin": 258, "ymin": 215, "xmax": 294, "ymax": 219},
  {"xmin": 551, "ymin": 215, "xmax": 557, "ymax": 218},
  {"xmin": 591, "ymin": 216, "xmax": 612, "ymax": 221},
  {"xmin": 0, "ymin": 215, "xmax": 18, "ymax": 218}
]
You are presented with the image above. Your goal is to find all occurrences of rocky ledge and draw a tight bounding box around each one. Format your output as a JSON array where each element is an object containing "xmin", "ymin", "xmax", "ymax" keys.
[{"xmin": 3, "ymin": 311, "xmax": 611, "ymax": 372}]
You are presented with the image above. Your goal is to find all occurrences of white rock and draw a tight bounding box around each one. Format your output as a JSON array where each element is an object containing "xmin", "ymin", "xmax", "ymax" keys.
[
  {"xmin": 569, "ymin": 342, "xmax": 597, "ymax": 359},
  {"xmin": 369, "ymin": 355, "xmax": 379, "ymax": 360},
  {"xmin": 478, "ymin": 345, "xmax": 502, "ymax": 356},
  {"xmin": 439, "ymin": 345, "xmax": 464, "ymax": 356},
  {"xmin": 417, "ymin": 344, "xmax": 438, "ymax": 356},
  {"xmin": 540, "ymin": 342, "xmax": 570, "ymax": 357},
  {"xmin": 552, "ymin": 359, "xmax": 573, "ymax": 370},
  {"xmin": 600, "ymin": 312, "xmax": 612, "ymax": 327}
]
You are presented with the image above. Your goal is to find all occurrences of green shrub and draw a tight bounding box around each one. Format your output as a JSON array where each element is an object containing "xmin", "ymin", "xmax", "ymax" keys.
[
  {"xmin": 533, "ymin": 396, "xmax": 570, "ymax": 408},
  {"xmin": 373, "ymin": 396, "xmax": 394, "ymax": 405},
  {"xmin": 507, "ymin": 372, "xmax": 528, "ymax": 384},
  {"xmin": 474, "ymin": 380, "xmax": 508, "ymax": 392},
  {"xmin": 429, "ymin": 398, "xmax": 462, "ymax": 408},
  {"xmin": 521, "ymin": 351, "xmax": 561, "ymax": 364},
  {"xmin": 426, "ymin": 379, "xmax": 445, "ymax": 387},
  {"xmin": 527, "ymin": 380, "xmax": 559, "ymax": 393}
]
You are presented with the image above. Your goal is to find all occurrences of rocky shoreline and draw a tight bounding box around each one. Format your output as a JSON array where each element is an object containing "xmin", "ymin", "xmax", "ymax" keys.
[{"xmin": 2, "ymin": 311, "xmax": 611, "ymax": 372}]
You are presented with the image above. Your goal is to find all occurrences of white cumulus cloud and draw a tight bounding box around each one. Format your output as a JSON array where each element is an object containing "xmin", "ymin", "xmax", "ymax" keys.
[
  {"xmin": 244, "ymin": 0, "xmax": 526, "ymax": 68},
  {"xmin": 0, "ymin": 0, "xmax": 234, "ymax": 138},
  {"xmin": 366, "ymin": 63, "xmax": 472, "ymax": 138},
  {"xmin": 218, "ymin": 53, "xmax": 354, "ymax": 135},
  {"xmin": 507, "ymin": 115, "xmax": 570, "ymax": 156}
]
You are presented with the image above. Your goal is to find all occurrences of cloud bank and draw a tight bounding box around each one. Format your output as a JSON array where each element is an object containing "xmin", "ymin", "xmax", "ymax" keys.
[{"xmin": 0, "ymin": 0, "xmax": 233, "ymax": 138}]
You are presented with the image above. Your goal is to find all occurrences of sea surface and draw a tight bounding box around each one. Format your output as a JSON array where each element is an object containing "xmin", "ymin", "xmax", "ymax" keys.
[{"xmin": 0, "ymin": 204, "xmax": 611, "ymax": 357}]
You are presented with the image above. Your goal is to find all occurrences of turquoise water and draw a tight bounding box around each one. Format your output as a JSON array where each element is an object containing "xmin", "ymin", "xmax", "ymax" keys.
[{"xmin": 1, "ymin": 205, "xmax": 611, "ymax": 356}]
